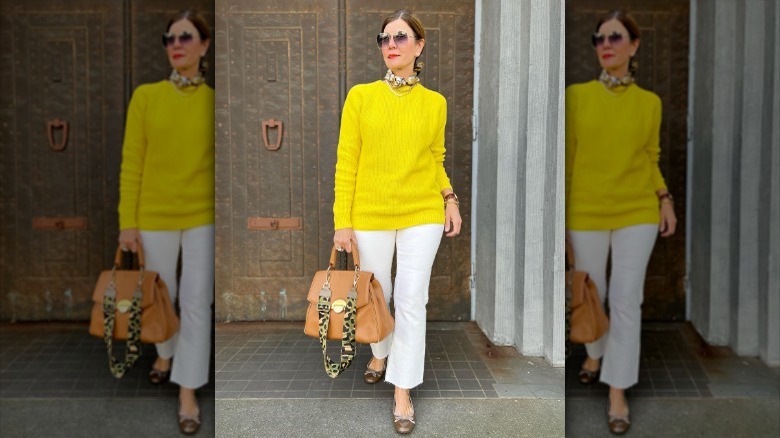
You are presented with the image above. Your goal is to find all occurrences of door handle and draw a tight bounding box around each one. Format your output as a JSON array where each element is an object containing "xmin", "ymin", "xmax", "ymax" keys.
[
  {"xmin": 47, "ymin": 118, "xmax": 69, "ymax": 151},
  {"xmin": 261, "ymin": 118, "xmax": 283, "ymax": 151}
]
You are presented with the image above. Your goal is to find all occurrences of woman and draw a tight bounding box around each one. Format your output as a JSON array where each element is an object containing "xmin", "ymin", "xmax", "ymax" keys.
[
  {"xmin": 117, "ymin": 10, "xmax": 214, "ymax": 435},
  {"xmin": 565, "ymin": 9, "xmax": 677, "ymax": 435},
  {"xmin": 332, "ymin": 9, "xmax": 462, "ymax": 435}
]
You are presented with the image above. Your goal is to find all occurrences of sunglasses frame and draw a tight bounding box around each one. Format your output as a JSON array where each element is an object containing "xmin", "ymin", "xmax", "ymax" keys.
[
  {"xmin": 376, "ymin": 31, "xmax": 417, "ymax": 49},
  {"xmin": 162, "ymin": 31, "xmax": 195, "ymax": 48},
  {"xmin": 591, "ymin": 31, "xmax": 625, "ymax": 48}
]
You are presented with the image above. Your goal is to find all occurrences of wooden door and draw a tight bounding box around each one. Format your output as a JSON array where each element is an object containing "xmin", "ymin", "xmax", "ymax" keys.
[
  {"xmin": 0, "ymin": 0, "xmax": 124, "ymax": 321},
  {"xmin": 215, "ymin": 0, "xmax": 474, "ymax": 321},
  {"xmin": 0, "ymin": 0, "xmax": 214, "ymax": 322},
  {"xmin": 215, "ymin": 0, "xmax": 340, "ymax": 322},
  {"xmin": 565, "ymin": 0, "xmax": 689, "ymax": 321}
]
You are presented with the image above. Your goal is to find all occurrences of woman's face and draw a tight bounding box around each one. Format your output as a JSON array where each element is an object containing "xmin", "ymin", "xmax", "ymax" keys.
[
  {"xmin": 380, "ymin": 19, "xmax": 424, "ymax": 77},
  {"xmin": 594, "ymin": 18, "xmax": 639, "ymax": 76},
  {"xmin": 165, "ymin": 18, "xmax": 210, "ymax": 77}
]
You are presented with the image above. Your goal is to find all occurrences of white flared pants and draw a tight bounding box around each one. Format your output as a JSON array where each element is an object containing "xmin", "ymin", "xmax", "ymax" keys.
[
  {"xmin": 140, "ymin": 224, "xmax": 214, "ymax": 389},
  {"xmin": 568, "ymin": 224, "xmax": 657, "ymax": 389},
  {"xmin": 354, "ymin": 223, "xmax": 444, "ymax": 389}
]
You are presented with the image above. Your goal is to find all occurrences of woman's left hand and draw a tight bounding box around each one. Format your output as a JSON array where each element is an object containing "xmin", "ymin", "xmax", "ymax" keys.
[
  {"xmin": 659, "ymin": 202, "xmax": 677, "ymax": 237},
  {"xmin": 444, "ymin": 203, "xmax": 462, "ymax": 237}
]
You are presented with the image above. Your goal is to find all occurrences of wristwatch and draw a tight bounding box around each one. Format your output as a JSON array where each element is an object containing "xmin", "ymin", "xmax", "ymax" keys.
[{"xmin": 658, "ymin": 192, "xmax": 674, "ymax": 204}]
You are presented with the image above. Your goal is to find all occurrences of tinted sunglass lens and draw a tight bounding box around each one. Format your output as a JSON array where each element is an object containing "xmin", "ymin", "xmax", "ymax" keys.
[
  {"xmin": 377, "ymin": 33, "xmax": 389, "ymax": 48},
  {"xmin": 162, "ymin": 34, "xmax": 174, "ymax": 47},
  {"xmin": 393, "ymin": 33, "xmax": 408, "ymax": 45},
  {"xmin": 608, "ymin": 32, "xmax": 623, "ymax": 44},
  {"xmin": 591, "ymin": 33, "xmax": 604, "ymax": 47},
  {"xmin": 179, "ymin": 33, "xmax": 194, "ymax": 44}
]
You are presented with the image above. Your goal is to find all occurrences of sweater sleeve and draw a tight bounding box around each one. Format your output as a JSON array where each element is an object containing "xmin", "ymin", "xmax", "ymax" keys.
[
  {"xmin": 118, "ymin": 86, "xmax": 148, "ymax": 230},
  {"xmin": 431, "ymin": 95, "xmax": 452, "ymax": 192},
  {"xmin": 333, "ymin": 86, "xmax": 364, "ymax": 229},
  {"xmin": 645, "ymin": 95, "xmax": 667, "ymax": 191},
  {"xmin": 564, "ymin": 86, "xmax": 577, "ymax": 201}
]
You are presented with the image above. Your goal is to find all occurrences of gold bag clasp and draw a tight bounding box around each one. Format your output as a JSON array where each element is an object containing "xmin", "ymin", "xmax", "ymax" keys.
[{"xmin": 331, "ymin": 299, "xmax": 347, "ymax": 314}]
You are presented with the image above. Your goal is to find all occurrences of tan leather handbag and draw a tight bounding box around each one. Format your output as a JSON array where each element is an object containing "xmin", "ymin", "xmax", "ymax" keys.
[
  {"xmin": 304, "ymin": 243, "xmax": 394, "ymax": 377},
  {"xmin": 566, "ymin": 239, "xmax": 609, "ymax": 344},
  {"xmin": 89, "ymin": 244, "xmax": 179, "ymax": 378}
]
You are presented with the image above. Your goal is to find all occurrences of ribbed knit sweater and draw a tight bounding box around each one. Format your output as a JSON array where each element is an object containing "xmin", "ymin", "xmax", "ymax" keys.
[
  {"xmin": 565, "ymin": 80, "xmax": 667, "ymax": 230},
  {"xmin": 334, "ymin": 81, "xmax": 452, "ymax": 230},
  {"xmin": 118, "ymin": 81, "xmax": 215, "ymax": 230}
]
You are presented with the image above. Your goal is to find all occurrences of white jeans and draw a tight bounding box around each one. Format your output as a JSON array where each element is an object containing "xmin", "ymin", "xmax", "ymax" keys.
[
  {"xmin": 140, "ymin": 224, "xmax": 214, "ymax": 389},
  {"xmin": 354, "ymin": 223, "xmax": 444, "ymax": 389},
  {"xmin": 568, "ymin": 224, "xmax": 657, "ymax": 389}
]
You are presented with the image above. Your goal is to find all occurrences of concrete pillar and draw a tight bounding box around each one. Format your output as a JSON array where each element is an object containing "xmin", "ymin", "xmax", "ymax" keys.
[
  {"xmin": 689, "ymin": 0, "xmax": 780, "ymax": 366},
  {"xmin": 761, "ymin": 0, "xmax": 780, "ymax": 366},
  {"xmin": 474, "ymin": 0, "xmax": 565, "ymax": 366}
]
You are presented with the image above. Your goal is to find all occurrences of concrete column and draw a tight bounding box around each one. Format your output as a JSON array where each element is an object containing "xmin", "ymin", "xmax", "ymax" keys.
[
  {"xmin": 762, "ymin": 0, "xmax": 780, "ymax": 366},
  {"xmin": 709, "ymin": 0, "xmax": 740, "ymax": 345},
  {"xmin": 689, "ymin": 0, "xmax": 780, "ymax": 366},
  {"xmin": 474, "ymin": 0, "xmax": 565, "ymax": 366},
  {"xmin": 493, "ymin": 0, "xmax": 524, "ymax": 345}
]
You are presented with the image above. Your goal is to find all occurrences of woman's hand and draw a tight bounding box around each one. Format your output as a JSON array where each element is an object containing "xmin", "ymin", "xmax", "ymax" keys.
[
  {"xmin": 659, "ymin": 202, "xmax": 677, "ymax": 237},
  {"xmin": 333, "ymin": 228, "xmax": 356, "ymax": 253},
  {"xmin": 444, "ymin": 203, "xmax": 462, "ymax": 237},
  {"xmin": 118, "ymin": 228, "xmax": 142, "ymax": 253}
]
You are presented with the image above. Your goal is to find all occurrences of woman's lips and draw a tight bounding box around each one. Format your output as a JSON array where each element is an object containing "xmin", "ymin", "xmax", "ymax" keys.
[
  {"xmin": 173, "ymin": 54, "xmax": 184, "ymax": 59},
  {"xmin": 388, "ymin": 54, "xmax": 399, "ymax": 59},
  {"xmin": 601, "ymin": 54, "xmax": 614, "ymax": 60}
]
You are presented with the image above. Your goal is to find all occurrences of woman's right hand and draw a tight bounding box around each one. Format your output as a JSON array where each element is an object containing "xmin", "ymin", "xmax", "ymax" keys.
[
  {"xmin": 118, "ymin": 228, "xmax": 142, "ymax": 253},
  {"xmin": 333, "ymin": 228, "xmax": 356, "ymax": 253}
]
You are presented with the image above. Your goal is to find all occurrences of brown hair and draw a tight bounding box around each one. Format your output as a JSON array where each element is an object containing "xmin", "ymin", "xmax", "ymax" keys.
[
  {"xmin": 381, "ymin": 9, "xmax": 425, "ymax": 75},
  {"xmin": 595, "ymin": 9, "xmax": 640, "ymax": 75},
  {"xmin": 166, "ymin": 9, "xmax": 211, "ymax": 75}
]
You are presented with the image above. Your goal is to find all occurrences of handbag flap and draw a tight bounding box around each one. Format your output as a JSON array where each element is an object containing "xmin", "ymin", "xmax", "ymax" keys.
[
  {"xmin": 92, "ymin": 269, "xmax": 162, "ymax": 309},
  {"xmin": 306, "ymin": 269, "xmax": 375, "ymax": 309}
]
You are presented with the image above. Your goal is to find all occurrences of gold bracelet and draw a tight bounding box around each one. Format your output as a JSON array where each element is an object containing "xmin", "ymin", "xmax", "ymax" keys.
[{"xmin": 445, "ymin": 200, "xmax": 460, "ymax": 207}]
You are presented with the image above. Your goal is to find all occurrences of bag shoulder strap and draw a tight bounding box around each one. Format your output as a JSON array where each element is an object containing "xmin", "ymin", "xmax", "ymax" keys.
[
  {"xmin": 316, "ymin": 283, "xmax": 358, "ymax": 378},
  {"xmin": 102, "ymin": 266, "xmax": 144, "ymax": 378}
]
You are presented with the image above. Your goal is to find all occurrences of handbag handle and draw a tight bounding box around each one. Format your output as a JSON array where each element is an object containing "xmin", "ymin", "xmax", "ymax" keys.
[
  {"xmin": 328, "ymin": 241, "xmax": 360, "ymax": 269},
  {"xmin": 112, "ymin": 243, "xmax": 146, "ymax": 268}
]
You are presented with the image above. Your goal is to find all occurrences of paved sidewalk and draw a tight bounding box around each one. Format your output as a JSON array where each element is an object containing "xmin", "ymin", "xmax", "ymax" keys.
[
  {"xmin": 566, "ymin": 322, "xmax": 780, "ymax": 437},
  {"xmin": 213, "ymin": 321, "xmax": 566, "ymax": 437},
  {"xmin": 1, "ymin": 321, "xmax": 565, "ymax": 437},
  {"xmin": 217, "ymin": 398, "xmax": 564, "ymax": 437},
  {"xmin": 0, "ymin": 322, "xmax": 215, "ymax": 437}
]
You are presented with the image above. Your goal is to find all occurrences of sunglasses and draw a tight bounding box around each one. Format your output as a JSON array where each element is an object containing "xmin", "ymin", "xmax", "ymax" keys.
[
  {"xmin": 376, "ymin": 31, "xmax": 417, "ymax": 49},
  {"xmin": 162, "ymin": 31, "xmax": 195, "ymax": 48},
  {"xmin": 591, "ymin": 31, "xmax": 625, "ymax": 47}
]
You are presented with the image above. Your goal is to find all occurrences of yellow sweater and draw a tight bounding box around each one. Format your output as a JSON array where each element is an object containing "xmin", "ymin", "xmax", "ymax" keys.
[
  {"xmin": 118, "ymin": 81, "xmax": 215, "ymax": 230},
  {"xmin": 334, "ymin": 81, "xmax": 452, "ymax": 230},
  {"xmin": 565, "ymin": 81, "xmax": 666, "ymax": 230}
]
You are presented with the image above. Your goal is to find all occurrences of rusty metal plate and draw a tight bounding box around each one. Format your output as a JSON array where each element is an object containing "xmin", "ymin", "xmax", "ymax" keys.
[
  {"xmin": 247, "ymin": 217, "xmax": 302, "ymax": 231},
  {"xmin": 32, "ymin": 217, "xmax": 88, "ymax": 230},
  {"xmin": 565, "ymin": 0, "xmax": 689, "ymax": 321}
]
